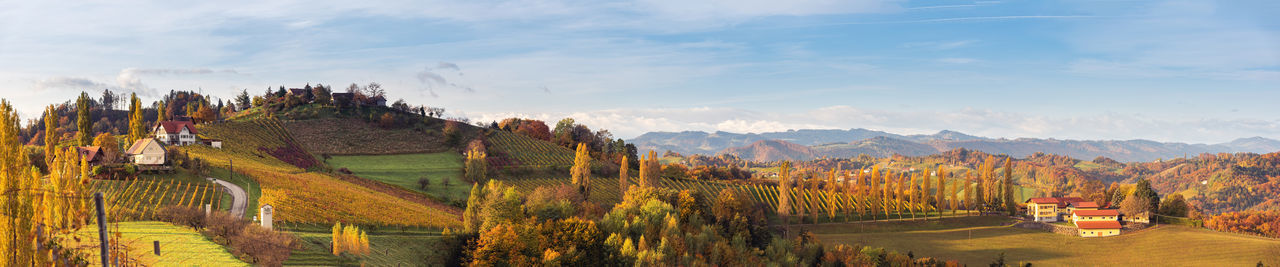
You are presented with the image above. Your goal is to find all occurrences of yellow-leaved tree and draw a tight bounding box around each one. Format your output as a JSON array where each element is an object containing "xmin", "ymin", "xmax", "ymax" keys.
[
  {"xmin": 332, "ymin": 222, "xmax": 370, "ymax": 256},
  {"xmin": 571, "ymin": 143, "xmax": 591, "ymax": 199},
  {"xmin": 618, "ymin": 155, "xmax": 629, "ymax": 195}
]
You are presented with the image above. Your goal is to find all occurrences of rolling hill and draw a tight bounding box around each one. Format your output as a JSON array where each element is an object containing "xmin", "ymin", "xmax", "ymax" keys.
[{"xmin": 631, "ymin": 129, "xmax": 1280, "ymax": 162}]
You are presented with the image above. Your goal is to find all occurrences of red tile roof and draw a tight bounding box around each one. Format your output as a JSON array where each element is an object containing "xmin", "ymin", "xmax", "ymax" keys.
[
  {"xmin": 1073, "ymin": 209, "xmax": 1120, "ymax": 216},
  {"xmin": 1069, "ymin": 201, "xmax": 1100, "ymax": 208},
  {"xmin": 1075, "ymin": 220, "xmax": 1122, "ymax": 229},
  {"xmin": 155, "ymin": 121, "xmax": 198, "ymax": 135},
  {"xmin": 1027, "ymin": 198, "xmax": 1059, "ymax": 204}
]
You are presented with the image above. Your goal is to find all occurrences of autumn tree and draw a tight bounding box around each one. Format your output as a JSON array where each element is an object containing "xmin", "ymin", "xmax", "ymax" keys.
[
  {"xmin": 1120, "ymin": 194, "xmax": 1152, "ymax": 221},
  {"xmin": 43, "ymin": 105, "xmax": 58, "ymax": 167},
  {"xmin": 619, "ymin": 155, "xmax": 630, "ymax": 194},
  {"xmin": 776, "ymin": 161, "xmax": 792, "ymax": 219},
  {"xmin": 1133, "ymin": 178, "xmax": 1161, "ymax": 213},
  {"xmin": 331, "ymin": 222, "xmax": 370, "ymax": 256},
  {"xmin": 936, "ymin": 166, "xmax": 947, "ymax": 217},
  {"xmin": 638, "ymin": 150, "xmax": 659, "ymax": 188},
  {"xmin": 127, "ymin": 93, "xmax": 147, "ymax": 145},
  {"xmin": 463, "ymin": 183, "xmax": 485, "ymax": 232},
  {"xmin": 1003, "ymin": 157, "xmax": 1016, "ymax": 215},
  {"xmin": 1, "ymin": 99, "xmax": 37, "ymax": 265},
  {"xmin": 92, "ymin": 133, "xmax": 121, "ymax": 165},
  {"xmin": 193, "ymin": 103, "xmax": 216, "ymax": 123},
  {"xmin": 75, "ymin": 92, "xmax": 93, "ymax": 146},
  {"xmin": 465, "ymin": 146, "xmax": 487, "ymax": 184},
  {"xmin": 922, "ymin": 167, "xmax": 932, "ymax": 216},
  {"xmin": 1159, "ymin": 193, "xmax": 1188, "ymax": 217},
  {"xmin": 571, "ymin": 143, "xmax": 591, "ymax": 199},
  {"xmin": 967, "ymin": 172, "xmax": 978, "ymax": 216}
]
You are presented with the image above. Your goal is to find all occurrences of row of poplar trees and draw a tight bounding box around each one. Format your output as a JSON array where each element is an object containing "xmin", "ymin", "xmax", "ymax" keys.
[
  {"xmin": 1, "ymin": 92, "xmax": 155, "ymax": 265},
  {"xmin": 775, "ymin": 156, "xmax": 1019, "ymax": 223}
]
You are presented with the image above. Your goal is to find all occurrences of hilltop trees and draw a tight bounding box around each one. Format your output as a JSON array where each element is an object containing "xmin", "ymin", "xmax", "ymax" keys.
[
  {"xmin": 571, "ymin": 143, "xmax": 591, "ymax": 198},
  {"xmin": 1159, "ymin": 193, "xmax": 1189, "ymax": 217}
]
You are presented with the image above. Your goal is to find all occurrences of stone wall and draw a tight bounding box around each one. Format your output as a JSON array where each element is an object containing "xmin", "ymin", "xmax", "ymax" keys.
[{"xmin": 1013, "ymin": 221, "xmax": 1077, "ymax": 236}]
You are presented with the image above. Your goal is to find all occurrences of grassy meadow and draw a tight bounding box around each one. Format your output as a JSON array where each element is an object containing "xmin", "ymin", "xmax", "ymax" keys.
[
  {"xmin": 327, "ymin": 152, "xmax": 470, "ymax": 201},
  {"xmin": 811, "ymin": 217, "xmax": 1280, "ymax": 266},
  {"xmin": 65, "ymin": 221, "xmax": 248, "ymax": 266}
]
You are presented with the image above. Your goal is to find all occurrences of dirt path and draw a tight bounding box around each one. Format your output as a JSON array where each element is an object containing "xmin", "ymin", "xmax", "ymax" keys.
[{"xmin": 209, "ymin": 178, "xmax": 248, "ymax": 218}]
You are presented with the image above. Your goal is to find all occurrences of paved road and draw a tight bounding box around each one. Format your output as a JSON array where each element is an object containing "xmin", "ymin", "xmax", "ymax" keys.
[{"xmin": 209, "ymin": 178, "xmax": 247, "ymax": 218}]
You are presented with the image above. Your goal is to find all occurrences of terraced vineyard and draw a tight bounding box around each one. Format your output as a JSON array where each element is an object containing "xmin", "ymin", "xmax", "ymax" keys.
[
  {"xmin": 487, "ymin": 131, "xmax": 575, "ymax": 167},
  {"xmin": 189, "ymin": 118, "xmax": 462, "ymax": 228},
  {"xmin": 65, "ymin": 221, "xmax": 248, "ymax": 266},
  {"xmin": 92, "ymin": 179, "xmax": 222, "ymax": 221}
]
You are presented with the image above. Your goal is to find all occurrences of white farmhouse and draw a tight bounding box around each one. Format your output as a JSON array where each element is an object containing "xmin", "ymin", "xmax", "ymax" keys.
[
  {"xmin": 126, "ymin": 138, "xmax": 167, "ymax": 167},
  {"xmin": 154, "ymin": 120, "xmax": 200, "ymax": 146}
]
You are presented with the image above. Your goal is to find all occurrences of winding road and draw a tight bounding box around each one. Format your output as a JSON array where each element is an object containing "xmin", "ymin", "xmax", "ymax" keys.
[{"xmin": 208, "ymin": 178, "xmax": 248, "ymax": 218}]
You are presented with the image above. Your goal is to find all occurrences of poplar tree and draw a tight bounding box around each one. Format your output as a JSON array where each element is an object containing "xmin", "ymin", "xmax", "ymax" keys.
[
  {"xmin": 127, "ymin": 93, "xmax": 146, "ymax": 145},
  {"xmin": 851, "ymin": 170, "xmax": 863, "ymax": 220},
  {"xmin": 949, "ymin": 169, "xmax": 960, "ymax": 215},
  {"xmin": 571, "ymin": 143, "xmax": 591, "ymax": 198},
  {"xmin": 75, "ymin": 92, "xmax": 93, "ymax": 146},
  {"xmin": 619, "ymin": 155, "xmax": 630, "ymax": 194},
  {"xmin": 936, "ymin": 166, "xmax": 947, "ymax": 217},
  {"xmin": 464, "ymin": 147, "xmax": 487, "ymax": 184},
  {"xmin": 896, "ymin": 172, "xmax": 907, "ymax": 218},
  {"xmin": 870, "ymin": 167, "xmax": 881, "ymax": 220},
  {"xmin": 826, "ymin": 169, "xmax": 838, "ymax": 220},
  {"xmin": 1003, "ymin": 157, "xmax": 1016, "ymax": 215},
  {"xmin": 463, "ymin": 183, "xmax": 484, "ymax": 232},
  {"xmin": 1, "ymin": 99, "xmax": 36, "ymax": 265},
  {"xmin": 776, "ymin": 161, "xmax": 792, "ymax": 219},
  {"xmin": 638, "ymin": 150, "xmax": 659, "ymax": 188},
  {"xmin": 968, "ymin": 172, "xmax": 980, "ymax": 215},
  {"xmin": 43, "ymin": 105, "xmax": 58, "ymax": 167},
  {"xmin": 922, "ymin": 167, "xmax": 932, "ymax": 216},
  {"xmin": 795, "ymin": 170, "xmax": 807, "ymax": 222}
]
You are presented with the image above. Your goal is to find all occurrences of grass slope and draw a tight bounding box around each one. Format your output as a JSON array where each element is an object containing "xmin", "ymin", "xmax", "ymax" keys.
[
  {"xmin": 66, "ymin": 221, "xmax": 248, "ymax": 266},
  {"xmin": 327, "ymin": 153, "xmax": 470, "ymax": 202},
  {"xmin": 814, "ymin": 218, "xmax": 1280, "ymax": 266}
]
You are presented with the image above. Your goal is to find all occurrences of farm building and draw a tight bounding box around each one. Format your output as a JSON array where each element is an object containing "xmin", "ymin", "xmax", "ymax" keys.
[
  {"xmin": 154, "ymin": 120, "xmax": 200, "ymax": 146},
  {"xmin": 126, "ymin": 138, "xmax": 167, "ymax": 169},
  {"xmin": 1065, "ymin": 201, "xmax": 1100, "ymax": 215},
  {"xmin": 1072, "ymin": 209, "xmax": 1119, "ymax": 222},
  {"xmin": 1026, "ymin": 197, "xmax": 1089, "ymax": 222},
  {"xmin": 76, "ymin": 146, "xmax": 104, "ymax": 166},
  {"xmin": 1075, "ymin": 220, "xmax": 1122, "ymax": 237},
  {"xmin": 1123, "ymin": 211, "xmax": 1152, "ymax": 224}
]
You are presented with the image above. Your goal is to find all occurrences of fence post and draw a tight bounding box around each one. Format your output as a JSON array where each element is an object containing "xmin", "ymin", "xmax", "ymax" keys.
[
  {"xmin": 95, "ymin": 192, "xmax": 109, "ymax": 267},
  {"xmin": 154, "ymin": 240, "xmax": 161, "ymax": 256}
]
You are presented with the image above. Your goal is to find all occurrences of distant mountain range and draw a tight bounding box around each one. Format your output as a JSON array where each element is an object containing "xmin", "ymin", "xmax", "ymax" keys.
[{"xmin": 628, "ymin": 129, "xmax": 1280, "ymax": 162}]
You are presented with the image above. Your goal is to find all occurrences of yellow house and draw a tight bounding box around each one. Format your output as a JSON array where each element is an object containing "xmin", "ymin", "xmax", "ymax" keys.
[
  {"xmin": 1072, "ymin": 209, "xmax": 1119, "ymax": 222},
  {"xmin": 1026, "ymin": 198, "xmax": 1060, "ymax": 222},
  {"xmin": 1065, "ymin": 201, "xmax": 1100, "ymax": 217},
  {"xmin": 1075, "ymin": 221, "xmax": 1121, "ymax": 237}
]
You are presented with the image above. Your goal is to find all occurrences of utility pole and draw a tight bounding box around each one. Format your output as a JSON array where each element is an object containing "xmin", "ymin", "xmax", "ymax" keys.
[{"xmin": 95, "ymin": 192, "xmax": 109, "ymax": 267}]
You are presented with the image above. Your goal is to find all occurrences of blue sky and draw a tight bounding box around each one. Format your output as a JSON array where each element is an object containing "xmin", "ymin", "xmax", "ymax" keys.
[{"xmin": 1, "ymin": 0, "xmax": 1277, "ymax": 143}]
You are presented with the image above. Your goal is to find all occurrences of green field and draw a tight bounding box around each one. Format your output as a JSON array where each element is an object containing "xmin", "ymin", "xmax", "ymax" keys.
[
  {"xmin": 280, "ymin": 223, "xmax": 444, "ymax": 266},
  {"xmin": 328, "ymin": 152, "xmax": 470, "ymax": 201},
  {"xmin": 66, "ymin": 221, "xmax": 248, "ymax": 266},
  {"xmin": 812, "ymin": 218, "xmax": 1280, "ymax": 266}
]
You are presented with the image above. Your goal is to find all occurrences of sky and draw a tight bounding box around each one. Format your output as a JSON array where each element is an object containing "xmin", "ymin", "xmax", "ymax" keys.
[{"xmin": 1, "ymin": 0, "xmax": 1277, "ymax": 143}]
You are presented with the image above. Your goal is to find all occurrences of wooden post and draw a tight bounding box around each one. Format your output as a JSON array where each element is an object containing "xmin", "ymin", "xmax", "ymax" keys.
[
  {"xmin": 95, "ymin": 192, "xmax": 109, "ymax": 267},
  {"xmin": 154, "ymin": 241, "xmax": 161, "ymax": 256}
]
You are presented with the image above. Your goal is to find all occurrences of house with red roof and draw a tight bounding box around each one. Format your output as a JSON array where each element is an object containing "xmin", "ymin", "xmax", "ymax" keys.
[
  {"xmin": 153, "ymin": 120, "xmax": 199, "ymax": 146},
  {"xmin": 76, "ymin": 146, "xmax": 104, "ymax": 166},
  {"xmin": 1025, "ymin": 196, "xmax": 1090, "ymax": 222},
  {"xmin": 1065, "ymin": 201, "xmax": 1100, "ymax": 217},
  {"xmin": 1075, "ymin": 220, "xmax": 1122, "ymax": 237},
  {"xmin": 1072, "ymin": 209, "xmax": 1121, "ymax": 237}
]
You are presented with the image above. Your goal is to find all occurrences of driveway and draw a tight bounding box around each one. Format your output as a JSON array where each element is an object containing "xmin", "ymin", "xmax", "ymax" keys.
[{"xmin": 209, "ymin": 178, "xmax": 248, "ymax": 218}]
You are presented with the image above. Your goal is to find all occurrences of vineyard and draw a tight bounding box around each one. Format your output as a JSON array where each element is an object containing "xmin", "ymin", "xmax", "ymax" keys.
[
  {"xmin": 283, "ymin": 118, "xmax": 450, "ymax": 155},
  {"xmin": 188, "ymin": 118, "xmax": 462, "ymax": 228},
  {"xmin": 92, "ymin": 179, "xmax": 222, "ymax": 222},
  {"xmin": 65, "ymin": 221, "xmax": 248, "ymax": 266},
  {"xmin": 487, "ymin": 131, "xmax": 575, "ymax": 167},
  {"xmin": 499, "ymin": 175, "xmax": 1038, "ymax": 223}
]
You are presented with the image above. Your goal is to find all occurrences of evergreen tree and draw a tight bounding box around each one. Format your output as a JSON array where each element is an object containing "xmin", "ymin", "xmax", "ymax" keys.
[{"xmin": 1133, "ymin": 178, "xmax": 1161, "ymax": 213}]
